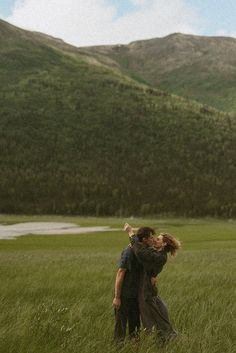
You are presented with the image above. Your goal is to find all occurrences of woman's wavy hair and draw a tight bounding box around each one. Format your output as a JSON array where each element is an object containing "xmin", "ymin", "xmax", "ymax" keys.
[{"xmin": 161, "ymin": 233, "xmax": 181, "ymax": 256}]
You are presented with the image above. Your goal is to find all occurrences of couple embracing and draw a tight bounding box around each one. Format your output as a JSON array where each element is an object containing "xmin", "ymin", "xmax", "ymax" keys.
[{"xmin": 112, "ymin": 224, "xmax": 181, "ymax": 344}]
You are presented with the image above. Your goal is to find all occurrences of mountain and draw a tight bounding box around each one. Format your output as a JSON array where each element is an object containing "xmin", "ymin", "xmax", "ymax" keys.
[
  {"xmin": 80, "ymin": 33, "xmax": 236, "ymax": 112},
  {"xmin": 0, "ymin": 19, "xmax": 236, "ymax": 216}
]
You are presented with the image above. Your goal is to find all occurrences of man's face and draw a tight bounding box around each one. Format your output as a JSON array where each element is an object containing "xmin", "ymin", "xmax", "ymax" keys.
[{"xmin": 143, "ymin": 233, "xmax": 156, "ymax": 247}]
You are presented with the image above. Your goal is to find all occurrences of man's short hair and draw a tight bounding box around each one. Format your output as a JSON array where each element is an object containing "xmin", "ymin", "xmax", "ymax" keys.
[{"xmin": 136, "ymin": 227, "xmax": 156, "ymax": 242}]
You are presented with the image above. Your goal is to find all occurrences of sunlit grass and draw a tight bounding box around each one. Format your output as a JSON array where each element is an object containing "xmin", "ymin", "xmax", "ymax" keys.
[{"xmin": 0, "ymin": 217, "xmax": 235, "ymax": 353}]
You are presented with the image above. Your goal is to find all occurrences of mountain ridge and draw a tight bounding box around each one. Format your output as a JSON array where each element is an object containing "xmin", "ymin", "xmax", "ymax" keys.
[
  {"xmin": 2, "ymin": 19, "xmax": 236, "ymax": 112},
  {"xmin": 80, "ymin": 32, "xmax": 236, "ymax": 112}
]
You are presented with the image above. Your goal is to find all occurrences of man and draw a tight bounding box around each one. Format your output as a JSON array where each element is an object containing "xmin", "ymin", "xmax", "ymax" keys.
[{"xmin": 112, "ymin": 240, "xmax": 141, "ymax": 342}]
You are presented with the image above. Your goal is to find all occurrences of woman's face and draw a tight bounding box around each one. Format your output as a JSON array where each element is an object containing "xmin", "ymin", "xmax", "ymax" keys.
[{"xmin": 154, "ymin": 235, "xmax": 165, "ymax": 248}]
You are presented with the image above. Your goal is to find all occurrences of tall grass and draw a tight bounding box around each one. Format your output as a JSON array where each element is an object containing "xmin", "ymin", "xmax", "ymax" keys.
[{"xmin": 0, "ymin": 217, "xmax": 235, "ymax": 353}]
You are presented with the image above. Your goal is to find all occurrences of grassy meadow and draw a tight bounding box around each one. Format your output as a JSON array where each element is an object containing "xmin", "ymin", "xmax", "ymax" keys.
[{"xmin": 0, "ymin": 216, "xmax": 235, "ymax": 353}]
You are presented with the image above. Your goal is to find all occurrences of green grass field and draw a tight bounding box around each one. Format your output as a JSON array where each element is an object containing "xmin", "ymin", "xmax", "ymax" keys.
[{"xmin": 0, "ymin": 216, "xmax": 235, "ymax": 353}]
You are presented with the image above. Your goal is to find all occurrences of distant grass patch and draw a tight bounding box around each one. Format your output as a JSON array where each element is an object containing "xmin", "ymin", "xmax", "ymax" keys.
[{"xmin": 0, "ymin": 216, "xmax": 235, "ymax": 353}]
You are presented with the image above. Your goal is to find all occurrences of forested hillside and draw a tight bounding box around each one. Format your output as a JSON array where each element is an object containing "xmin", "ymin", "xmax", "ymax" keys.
[
  {"xmin": 81, "ymin": 33, "xmax": 236, "ymax": 112},
  {"xmin": 0, "ymin": 20, "xmax": 236, "ymax": 216}
]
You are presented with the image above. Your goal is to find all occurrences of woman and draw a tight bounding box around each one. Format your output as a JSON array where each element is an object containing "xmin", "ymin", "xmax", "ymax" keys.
[{"xmin": 124, "ymin": 223, "xmax": 181, "ymax": 343}]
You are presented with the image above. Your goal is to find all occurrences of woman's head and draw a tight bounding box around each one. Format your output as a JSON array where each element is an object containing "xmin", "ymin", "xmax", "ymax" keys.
[{"xmin": 158, "ymin": 233, "xmax": 181, "ymax": 256}]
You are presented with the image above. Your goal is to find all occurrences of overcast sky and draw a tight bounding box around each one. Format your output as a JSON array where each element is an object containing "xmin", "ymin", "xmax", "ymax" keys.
[{"xmin": 1, "ymin": 0, "xmax": 236, "ymax": 46}]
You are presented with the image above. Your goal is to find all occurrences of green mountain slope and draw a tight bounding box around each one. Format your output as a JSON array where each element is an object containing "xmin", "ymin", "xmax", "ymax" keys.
[
  {"xmin": 0, "ymin": 20, "xmax": 236, "ymax": 216},
  {"xmin": 81, "ymin": 33, "xmax": 236, "ymax": 112}
]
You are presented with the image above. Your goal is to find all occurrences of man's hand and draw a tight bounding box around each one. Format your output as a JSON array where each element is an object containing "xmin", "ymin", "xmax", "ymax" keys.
[
  {"xmin": 112, "ymin": 297, "xmax": 121, "ymax": 310},
  {"xmin": 113, "ymin": 268, "xmax": 126, "ymax": 310},
  {"xmin": 124, "ymin": 223, "xmax": 135, "ymax": 237},
  {"xmin": 151, "ymin": 276, "xmax": 157, "ymax": 286}
]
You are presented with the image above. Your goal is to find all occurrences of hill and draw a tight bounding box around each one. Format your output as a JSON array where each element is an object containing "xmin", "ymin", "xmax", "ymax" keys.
[
  {"xmin": 81, "ymin": 33, "xmax": 236, "ymax": 112},
  {"xmin": 0, "ymin": 19, "xmax": 236, "ymax": 216}
]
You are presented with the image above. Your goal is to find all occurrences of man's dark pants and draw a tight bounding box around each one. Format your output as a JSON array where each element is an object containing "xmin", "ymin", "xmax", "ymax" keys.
[{"xmin": 114, "ymin": 296, "xmax": 140, "ymax": 342}]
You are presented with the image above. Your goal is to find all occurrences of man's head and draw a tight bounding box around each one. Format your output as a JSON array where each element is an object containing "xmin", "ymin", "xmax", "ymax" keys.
[{"xmin": 136, "ymin": 227, "xmax": 156, "ymax": 247}]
